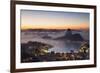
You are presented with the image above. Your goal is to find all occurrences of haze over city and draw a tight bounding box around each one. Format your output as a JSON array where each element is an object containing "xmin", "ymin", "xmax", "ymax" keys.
[{"xmin": 21, "ymin": 10, "xmax": 90, "ymax": 62}]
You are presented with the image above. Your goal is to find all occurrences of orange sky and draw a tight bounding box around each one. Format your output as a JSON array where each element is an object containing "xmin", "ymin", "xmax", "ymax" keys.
[
  {"xmin": 21, "ymin": 23, "xmax": 89, "ymax": 30},
  {"xmin": 21, "ymin": 10, "xmax": 89, "ymax": 30}
]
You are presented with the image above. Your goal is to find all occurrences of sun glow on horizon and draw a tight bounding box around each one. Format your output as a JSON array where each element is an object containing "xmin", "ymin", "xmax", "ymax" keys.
[
  {"xmin": 21, "ymin": 23, "xmax": 89, "ymax": 30},
  {"xmin": 21, "ymin": 10, "xmax": 90, "ymax": 30}
]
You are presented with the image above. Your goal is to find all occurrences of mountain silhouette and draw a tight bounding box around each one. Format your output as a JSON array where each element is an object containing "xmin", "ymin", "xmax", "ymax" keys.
[{"xmin": 54, "ymin": 29, "xmax": 84, "ymax": 41}]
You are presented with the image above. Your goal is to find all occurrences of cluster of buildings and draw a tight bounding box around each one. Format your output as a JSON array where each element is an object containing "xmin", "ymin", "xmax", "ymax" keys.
[{"xmin": 21, "ymin": 41, "xmax": 89, "ymax": 63}]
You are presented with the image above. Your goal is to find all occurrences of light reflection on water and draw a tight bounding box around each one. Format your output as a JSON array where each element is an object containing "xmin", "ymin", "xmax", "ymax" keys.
[{"xmin": 49, "ymin": 41, "xmax": 82, "ymax": 53}]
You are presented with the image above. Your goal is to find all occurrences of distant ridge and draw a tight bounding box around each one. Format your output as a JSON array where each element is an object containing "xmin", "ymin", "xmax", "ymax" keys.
[{"xmin": 21, "ymin": 28, "xmax": 88, "ymax": 32}]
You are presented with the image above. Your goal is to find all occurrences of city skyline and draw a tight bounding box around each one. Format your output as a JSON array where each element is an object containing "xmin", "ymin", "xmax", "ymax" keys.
[{"xmin": 21, "ymin": 10, "xmax": 90, "ymax": 30}]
